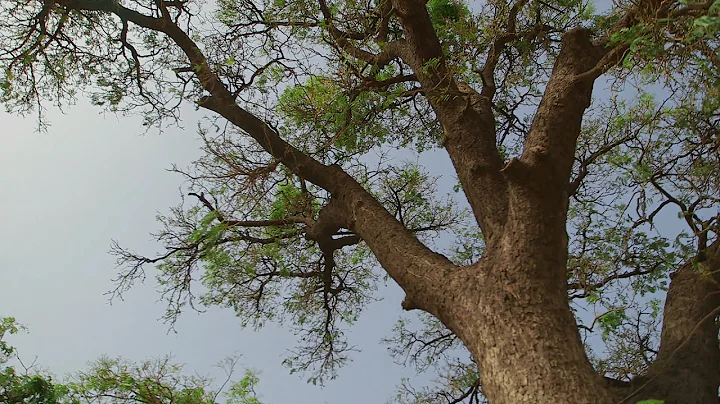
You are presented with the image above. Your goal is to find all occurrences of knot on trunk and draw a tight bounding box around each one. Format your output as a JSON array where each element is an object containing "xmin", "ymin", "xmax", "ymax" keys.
[
  {"xmin": 305, "ymin": 197, "xmax": 349, "ymax": 244},
  {"xmin": 305, "ymin": 198, "xmax": 361, "ymax": 294}
]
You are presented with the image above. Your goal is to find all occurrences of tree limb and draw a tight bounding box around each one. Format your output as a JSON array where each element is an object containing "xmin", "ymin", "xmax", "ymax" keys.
[
  {"xmin": 391, "ymin": 0, "xmax": 509, "ymax": 244},
  {"xmin": 626, "ymin": 239, "xmax": 720, "ymax": 403},
  {"xmin": 51, "ymin": 0, "xmax": 454, "ymax": 314}
]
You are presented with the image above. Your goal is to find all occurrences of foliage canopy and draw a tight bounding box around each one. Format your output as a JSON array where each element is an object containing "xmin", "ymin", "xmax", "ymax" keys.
[{"xmin": 1, "ymin": 317, "xmax": 265, "ymax": 404}]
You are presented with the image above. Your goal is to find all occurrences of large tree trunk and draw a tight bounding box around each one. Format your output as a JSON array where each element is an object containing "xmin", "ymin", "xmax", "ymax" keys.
[
  {"xmin": 419, "ymin": 25, "xmax": 622, "ymax": 403},
  {"xmin": 627, "ymin": 240, "xmax": 720, "ymax": 404},
  {"xmin": 438, "ymin": 258, "xmax": 616, "ymax": 403},
  {"xmin": 430, "ymin": 239, "xmax": 720, "ymax": 404},
  {"xmin": 431, "ymin": 185, "xmax": 620, "ymax": 403}
]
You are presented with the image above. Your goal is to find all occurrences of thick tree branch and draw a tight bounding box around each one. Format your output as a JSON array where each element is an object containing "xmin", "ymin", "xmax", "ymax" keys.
[
  {"xmin": 626, "ymin": 239, "xmax": 720, "ymax": 403},
  {"xmin": 52, "ymin": 0, "xmax": 454, "ymax": 314},
  {"xmin": 391, "ymin": 0, "xmax": 508, "ymax": 244},
  {"xmin": 520, "ymin": 0, "xmax": 715, "ymax": 198},
  {"xmin": 513, "ymin": 27, "xmax": 605, "ymax": 195},
  {"xmin": 318, "ymin": 0, "xmax": 403, "ymax": 68}
]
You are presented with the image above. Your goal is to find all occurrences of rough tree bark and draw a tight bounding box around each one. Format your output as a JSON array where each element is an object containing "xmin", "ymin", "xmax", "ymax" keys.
[
  {"xmin": 627, "ymin": 240, "xmax": 720, "ymax": 404},
  {"xmin": 33, "ymin": 0, "xmax": 720, "ymax": 402}
]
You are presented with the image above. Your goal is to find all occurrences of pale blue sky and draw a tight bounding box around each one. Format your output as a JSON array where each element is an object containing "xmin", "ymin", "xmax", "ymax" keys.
[{"xmin": 0, "ymin": 101, "xmax": 437, "ymax": 403}]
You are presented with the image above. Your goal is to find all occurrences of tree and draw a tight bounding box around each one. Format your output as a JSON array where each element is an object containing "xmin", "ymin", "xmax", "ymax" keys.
[
  {"xmin": 0, "ymin": 316, "xmax": 265, "ymax": 404},
  {"xmin": 1, "ymin": 0, "xmax": 718, "ymax": 402},
  {"xmin": 1, "ymin": 317, "xmax": 69, "ymax": 403}
]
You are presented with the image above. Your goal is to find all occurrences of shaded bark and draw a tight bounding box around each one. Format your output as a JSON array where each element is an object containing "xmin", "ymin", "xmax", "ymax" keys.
[
  {"xmin": 392, "ymin": 0, "xmax": 508, "ymax": 244},
  {"xmin": 625, "ymin": 240, "xmax": 720, "ymax": 404}
]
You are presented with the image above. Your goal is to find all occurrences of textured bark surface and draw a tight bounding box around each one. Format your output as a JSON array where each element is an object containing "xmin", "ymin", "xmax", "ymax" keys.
[
  {"xmin": 390, "ymin": 17, "xmax": 620, "ymax": 403},
  {"xmin": 627, "ymin": 240, "xmax": 720, "ymax": 404}
]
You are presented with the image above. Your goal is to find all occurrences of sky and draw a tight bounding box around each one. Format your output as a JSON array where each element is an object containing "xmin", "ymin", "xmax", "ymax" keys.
[{"xmin": 0, "ymin": 101, "xmax": 437, "ymax": 403}]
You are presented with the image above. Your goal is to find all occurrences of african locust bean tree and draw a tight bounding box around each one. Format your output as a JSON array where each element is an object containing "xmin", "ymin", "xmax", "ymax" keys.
[{"xmin": 1, "ymin": 0, "xmax": 718, "ymax": 402}]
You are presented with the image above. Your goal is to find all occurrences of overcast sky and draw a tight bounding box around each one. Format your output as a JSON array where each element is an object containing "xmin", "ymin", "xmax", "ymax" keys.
[{"xmin": 0, "ymin": 101, "xmax": 441, "ymax": 403}]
